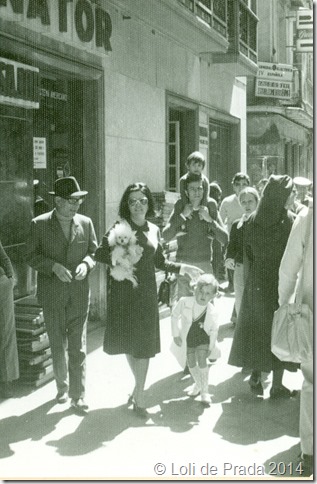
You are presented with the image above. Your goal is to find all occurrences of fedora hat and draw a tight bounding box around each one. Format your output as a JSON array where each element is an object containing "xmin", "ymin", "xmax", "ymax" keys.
[{"xmin": 48, "ymin": 176, "xmax": 88, "ymax": 198}]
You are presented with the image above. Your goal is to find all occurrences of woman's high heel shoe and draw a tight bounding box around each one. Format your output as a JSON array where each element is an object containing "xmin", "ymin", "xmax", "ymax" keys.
[
  {"xmin": 127, "ymin": 388, "xmax": 136, "ymax": 405},
  {"xmin": 249, "ymin": 371, "xmax": 263, "ymax": 396},
  {"xmin": 131, "ymin": 399, "xmax": 149, "ymax": 419},
  {"xmin": 270, "ymin": 385, "xmax": 297, "ymax": 399}
]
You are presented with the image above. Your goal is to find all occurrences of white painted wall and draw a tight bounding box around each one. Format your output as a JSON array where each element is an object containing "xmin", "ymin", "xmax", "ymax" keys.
[{"xmin": 101, "ymin": 2, "xmax": 247, "ymax": 228}]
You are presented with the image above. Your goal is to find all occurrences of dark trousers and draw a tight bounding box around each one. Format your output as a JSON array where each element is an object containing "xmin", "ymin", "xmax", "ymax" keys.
[
  {"xmin": 227, "ymin": 268, "xmax": 234, "ymax": 290},
  {"xmin": 42, "ymin": 283, "xmax": 89, "ymax": 399}
]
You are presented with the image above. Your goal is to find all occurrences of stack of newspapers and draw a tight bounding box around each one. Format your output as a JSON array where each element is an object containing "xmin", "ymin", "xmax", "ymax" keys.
[{"xmin": 15, "ymin": 298, "xmax": 53, "ymax": 387}]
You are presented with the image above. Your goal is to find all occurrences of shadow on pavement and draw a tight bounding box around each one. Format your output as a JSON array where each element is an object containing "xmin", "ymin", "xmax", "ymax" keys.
[
  {"xmin": 46, "ymin": 404, "xmax": 154, "ymax": 456},
  {"xmin": 0, "ymin": 400, "xmax": 70, "ymax": 458},
  {"xmin": 46, "ymin": 372, "xmax": 207, "ymax": 456},
  {"xmin": 213, "ymin": 392, "xmax": 300, "ymax": 445},
  {"xmin": 209, "ymin": 371, "xmax": 251, "ymax": 403},
  {"xmin": 264, "ymin": 443, "xmax": 303, "ymax": 478},
  {"xmin": 217, "ymin": 322, "xmax": 235, "ymax": 342}
]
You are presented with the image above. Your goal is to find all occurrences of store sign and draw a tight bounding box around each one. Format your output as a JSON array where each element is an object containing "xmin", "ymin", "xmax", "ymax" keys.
[
  {"xmin": 255, "ymin": 79, "xmax": 292, "ymax": 100},
  {"xmin": 296, "ymin": 10, "xmax": 313, "ymax": 53},
  {"xmin": 40, "ymin": 88, "xmax": 68, "ymax": 101},
  {"xmin": 256, "ymin": 62, "xmax": 293, "ymax": 99},
  {"xmin": 296, "ymin": 9, "xmax": 313, "ymax": 29},
  {"xmin": 257, "ymin": 62, "xmax": 293, "ymax": 82},
  {"xmin": 33, "ymin": 137, "xmax": 47, "ymax": 169},
  {"xmin": 0, "ymin": 0, "xmax": 112, "ymax": 53},
  {"xmin": 199, "ymin": 125, "xmax": 208, "ymax": 145},
  {"xmin": 0, "ymin": 57, "xmax": 39, "ymax": 108}
]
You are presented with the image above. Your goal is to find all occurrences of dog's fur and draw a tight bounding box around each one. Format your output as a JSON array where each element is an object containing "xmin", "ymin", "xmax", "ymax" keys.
[{"xmin": 108, "ymin": 221, "xmax": 143, "ymax": 287}]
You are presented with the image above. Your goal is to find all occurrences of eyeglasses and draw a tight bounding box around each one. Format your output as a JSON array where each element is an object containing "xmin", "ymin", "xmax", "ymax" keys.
[
  {"xmin": 65, "ymin": 197, "xmax": 83, "ymax": 205},
  {"xmin": 188, "ymin": 186, "xmax": 204, "ymax": 193},
  {"xmin": 128, "ymin": 198, "xmax": 148, "ymax": 206}
]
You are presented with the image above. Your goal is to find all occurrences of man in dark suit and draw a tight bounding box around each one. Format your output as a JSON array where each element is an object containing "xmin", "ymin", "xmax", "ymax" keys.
[{"xmin": 25, "ymin": 177, "xmax": 98, "ymax": 414}]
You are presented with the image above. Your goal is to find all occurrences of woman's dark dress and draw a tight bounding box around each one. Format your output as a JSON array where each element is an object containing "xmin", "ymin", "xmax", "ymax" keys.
[
  {"xmin": 95, "ymin": 219, "xmax": 180, "ymax": 358},
  {"xmin": 228, "ymin": 175, "xmax": 296, "ymax": 372}
]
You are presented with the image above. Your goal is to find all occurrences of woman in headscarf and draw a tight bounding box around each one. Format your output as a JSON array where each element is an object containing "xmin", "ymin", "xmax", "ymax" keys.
[{"xmin": 228, "ymin": 175, "xmax": 298, "ymax": 398}]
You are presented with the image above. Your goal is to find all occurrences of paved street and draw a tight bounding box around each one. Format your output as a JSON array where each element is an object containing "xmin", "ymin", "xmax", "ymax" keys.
[{"xmin": 0, "ymin": 293, "xmax": 306, "ymax": 481}]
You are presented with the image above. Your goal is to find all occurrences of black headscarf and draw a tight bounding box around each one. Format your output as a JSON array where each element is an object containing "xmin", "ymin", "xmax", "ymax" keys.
[{"xmin": 254, "ymin": 174, "xmax": 293, "ymax": 228}]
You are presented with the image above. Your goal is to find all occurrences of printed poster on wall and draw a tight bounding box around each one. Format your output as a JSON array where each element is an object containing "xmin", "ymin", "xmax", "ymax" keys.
[{"xmin": 33, "ymin": 137, "xmax": 47, "ymax": 169}]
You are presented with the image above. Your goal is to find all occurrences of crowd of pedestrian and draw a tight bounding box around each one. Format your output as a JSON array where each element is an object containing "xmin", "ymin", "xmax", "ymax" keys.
[{"xmin": 0, "ymin": 153, "xmax": 313, "ymax": 476}]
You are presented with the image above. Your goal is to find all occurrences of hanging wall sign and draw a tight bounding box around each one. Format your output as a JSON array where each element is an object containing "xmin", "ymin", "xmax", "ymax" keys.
[
  {"xmin": 0, "ymin": 57, "xmax": 39, "ymax": 108},
  {"xmin": 296, "ymin": 10, "xmax": 313, "ymax": 53},
  {"xmin": 0, "ymin": 0, "xmax": 112, "ymax": 54},
  {"xmin": 255, "ymin": 62, "xmax": 293, "ymax": 100},
  {"xmin": 33, "ymin": 137, "xmax": 47, "ymax": 169}
]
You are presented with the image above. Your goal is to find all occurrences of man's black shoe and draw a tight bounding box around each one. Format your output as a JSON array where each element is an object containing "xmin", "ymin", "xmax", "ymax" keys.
[
  {"xmin": 71, "ymin": 398, "xmax": 89, "ymax": 415},
  {"xmin": 56, "ymin": 392, "xmax": 68, "ymax": 404}
]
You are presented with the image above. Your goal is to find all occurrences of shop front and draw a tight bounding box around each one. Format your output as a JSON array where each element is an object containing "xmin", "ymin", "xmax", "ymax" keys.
[
  {"xmin": 0, "ymin": 0, "xmax": 109, "ymax": 316},
  {"xmin": 1, "ymin": 0, "xmax": 254, "ymax": 320},
  {"xmin": 247, "ymin": 110, "xmax": 313, "ymax": 186}
]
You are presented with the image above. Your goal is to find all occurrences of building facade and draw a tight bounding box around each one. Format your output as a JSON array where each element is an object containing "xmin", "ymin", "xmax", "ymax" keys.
[
  {"xmin": 246, "ymin": 0, "xmax": 313, "ymax": 186},
  {"xmin": 0, "ymin": 0, "xmax": 258, "ymax": 317}
]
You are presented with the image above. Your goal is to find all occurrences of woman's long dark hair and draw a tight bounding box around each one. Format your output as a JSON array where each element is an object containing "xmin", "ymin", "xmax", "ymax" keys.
[{"xmin": 119, "ymin": 182, "xmax": 155, "ymax": 220}]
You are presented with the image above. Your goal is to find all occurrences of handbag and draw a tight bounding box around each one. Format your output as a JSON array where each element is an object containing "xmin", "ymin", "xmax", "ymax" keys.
[
  {"xmin": 271, "ymin": 302, "xmax": 312, "ymax": 363},
  {"xmin": 271, "ymin": 208, "xmax": 312, "ymax": 363},
  {"xmin": 158, "ymin": 270, "xmax": 175, "ymax": 306}
]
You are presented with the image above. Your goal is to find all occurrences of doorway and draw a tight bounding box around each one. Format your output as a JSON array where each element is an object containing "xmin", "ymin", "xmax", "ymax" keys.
[
  {"xmin": 0, "ymin": 50, "xmax": 102, "ymax": 302},
  {"xmin": 209, "ymin": 120, "xmax": 238, "ymax": 197},
  {"xmin": 33, "ymin": 75, "xmax": 85, "ymax": 212},
  {"xmin": 167, "ymin": 105, "xmax": 198, "ymax": 192}
]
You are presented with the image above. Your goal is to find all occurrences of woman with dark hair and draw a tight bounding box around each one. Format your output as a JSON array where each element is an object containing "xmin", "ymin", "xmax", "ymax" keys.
[
  {"xmin": 95, "ymin": 182, "xmax": 202, "ymax": 417},
  {"xmin": 209, "ymin": 181, "xmax": 222, "ymax": 206},
  {"xmin": 228, "ymin": 175, "xmax": 298, "ymax": 398}
]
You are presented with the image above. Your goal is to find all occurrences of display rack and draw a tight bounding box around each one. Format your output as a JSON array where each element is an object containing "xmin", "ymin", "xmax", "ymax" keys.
[{"xmin": 14, "ymin": 297, "xmax": 54, "ymax": 387}]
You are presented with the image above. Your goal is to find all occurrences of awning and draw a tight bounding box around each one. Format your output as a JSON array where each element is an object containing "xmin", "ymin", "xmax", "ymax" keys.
[
  {"xmin": 285, "ymin": 107, "xmax": 313, "ymax": 129},
  {"xmin": 247, "ymin": 106, "xmax": 312, "ymax": 144}
]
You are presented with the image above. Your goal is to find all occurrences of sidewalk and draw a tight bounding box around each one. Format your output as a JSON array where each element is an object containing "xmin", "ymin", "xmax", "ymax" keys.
[{"xmin": 0, "ymin": 293, "xmax": 306, "ymax": 480}]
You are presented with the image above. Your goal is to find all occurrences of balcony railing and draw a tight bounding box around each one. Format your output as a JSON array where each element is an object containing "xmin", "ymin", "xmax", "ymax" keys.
[
  {"xmin": 179, "ymin": 0, "xmax": 227, "ymax": 37},
  {"xmin": 227, "ymin": 0, "xmax": 258, "ymax": 63},
  {"xmin": 178, "ymin": 0, "xmax": 258, "ymax": 64}
]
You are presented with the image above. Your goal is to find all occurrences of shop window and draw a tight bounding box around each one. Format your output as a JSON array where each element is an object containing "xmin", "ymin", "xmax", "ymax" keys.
[
  {"xmin": 0, "ymin": 108, "xmax": 33, "ymax": 241},
  {"xmin": 0, "ymin": 108, "xmax": 34, "ymax": 298},
  {"xmin": 33, "ymin": 76, "xmax": 84, "ymax": 201}
]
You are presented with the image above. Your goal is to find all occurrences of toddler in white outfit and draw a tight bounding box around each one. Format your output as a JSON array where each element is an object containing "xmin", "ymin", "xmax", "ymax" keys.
[{"xmin": 171, "ymin": 273, "xmax": 220, "ymax": 404}]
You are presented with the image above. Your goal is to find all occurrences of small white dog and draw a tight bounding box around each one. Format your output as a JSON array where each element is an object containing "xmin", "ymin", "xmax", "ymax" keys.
[{"xmin": 108, "ymin": 220, "xmax": 143, "ymax": 287}]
